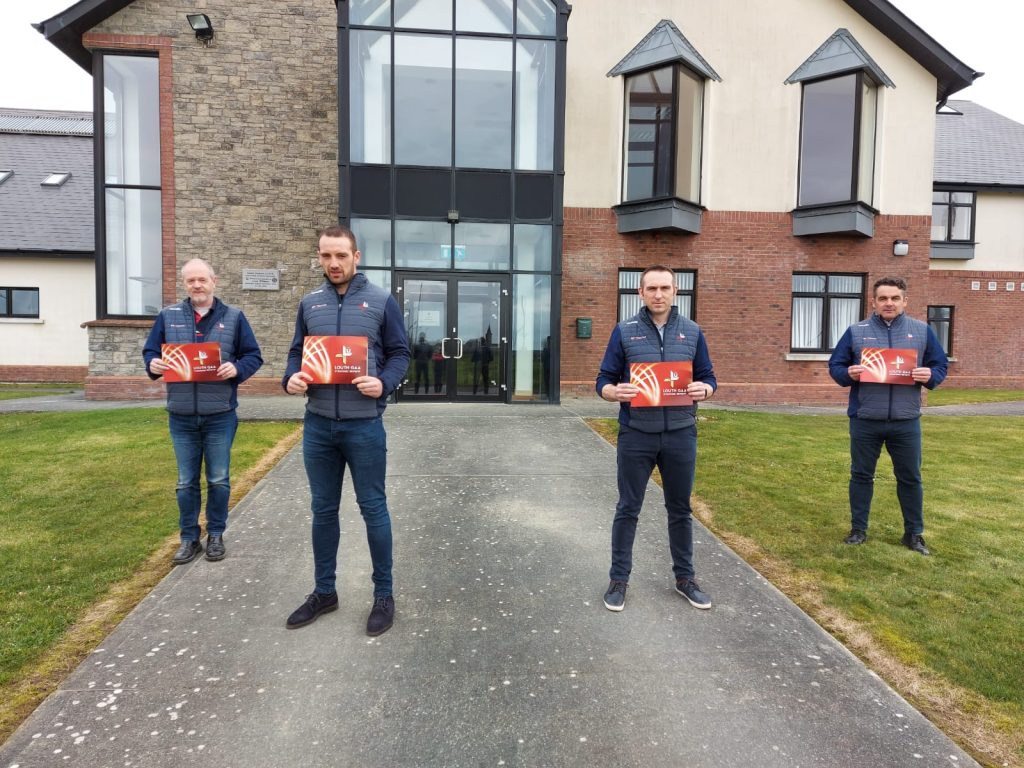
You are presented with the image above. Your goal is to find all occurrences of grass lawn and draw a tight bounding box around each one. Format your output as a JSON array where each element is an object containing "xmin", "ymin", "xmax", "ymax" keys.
[
  {"xmin": 0, "ymin": 408, "xmax": 299, "ymax": 739},
  {"xmin": 0, "ymin": 384, "xmax": 82, "ymax": 401},
  {"xmin": 926, "ymin": 388, "xmax": 1024, "ymax": 406},
  {"xmin": 591, "ymin": 412, "xmax": 1023, "ymax": 768}
]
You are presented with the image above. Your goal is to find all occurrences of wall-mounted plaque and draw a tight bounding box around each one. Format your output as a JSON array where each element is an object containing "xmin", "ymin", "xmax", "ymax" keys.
[{"xmin": 242, "ymin": 268, "xmax": 281, "ymax": 290}]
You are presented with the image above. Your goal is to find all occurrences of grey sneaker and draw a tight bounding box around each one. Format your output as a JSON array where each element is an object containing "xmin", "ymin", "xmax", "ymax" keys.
[
  {"xmin": 603, "ymin": 580, "xmax": 628, "ymax": 612},
  {"xmin": 901, "ymin": 532, "xmax": 930, "ymax": 556},
  {"xmin": 675, "ymin": 578, "xmax": 712, "ymax": 609},
  {"xmin": 844, "ymin": 529, "xmax": 867, "ymax": 545}
]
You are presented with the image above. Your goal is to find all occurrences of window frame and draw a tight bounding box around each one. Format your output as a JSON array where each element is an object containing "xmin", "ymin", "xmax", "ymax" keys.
[
  {"xmin": 931, "ymin": 189, "xmax": 976, "ymax": 243},
  {"xmin": 927, "ymin": 305, "xmax": 954, "ymax": 355},
  {"xmin": 796, "ymin": 70, "xmax": 877, "ymax": 209},
  {"xmin": 0, "ymin": 287, "xmax": 41, "ymax": 319},
  {"xmin": 616, "ymin": 268, "xmax": 697, "ymax": 322},
  {"xmin": 790, "ymin": 272, "xmax": 865, "ymax": 353}
]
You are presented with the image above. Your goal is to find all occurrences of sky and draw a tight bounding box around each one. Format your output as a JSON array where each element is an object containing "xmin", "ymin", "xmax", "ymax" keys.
[{"xmin": 0, "ymin": 0, "xmax": 1022, "ymax": 123}]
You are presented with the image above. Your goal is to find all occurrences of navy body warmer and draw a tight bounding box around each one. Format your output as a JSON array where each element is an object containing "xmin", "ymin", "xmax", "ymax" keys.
[
  {"xmin": 849, "ymin": 312, "xmax": 929, "ymax": 421},
  {"xmin": 160, "ymin": 301, "xmax": 241, "ymax": 415}
]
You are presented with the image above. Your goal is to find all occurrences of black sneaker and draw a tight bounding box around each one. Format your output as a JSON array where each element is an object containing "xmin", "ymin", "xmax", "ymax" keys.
[
  {"xmin": 901, "ymin": 533, "xmax": 930, "ymax": 556},
  {"xmin": 205, "ymin": 534, "xmax": 226, "ymax": 561},
  {"xmin": 675, "ymin": 578, "xmax": 712, "ymax": 609},
  {"xmin": 172, "ymin": 539, "xmax": 202, "ymax": 565},
  {"xmin": 843, "ymin": 529, "xmax": 867, "ymax": 545},
  {"xmin": 366, "ymin": 596, "xmax": 395, "ymax": 636},
  {"xmin": 286, "ymin": 592, "xmax": 339, "ymax": 629},
  {"xmin": 603, "ymin": 580, "xmax": 628, "ymax": 612}
]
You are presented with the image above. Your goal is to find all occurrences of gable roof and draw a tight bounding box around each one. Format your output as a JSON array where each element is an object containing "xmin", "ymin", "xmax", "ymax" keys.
[
  {"xmin": 37, "ymin": 0, "xmax": 980, "ymax": 102},
  {"xmin": 934, "ymin": 101, "xmax": 1024, "ymax": 188},
  {"xmin": 608, "ymin": 19, "xmax": 721, "ymax": 81},
  {"xmin": 0, "ymin": 109, "xmax": 94, "ymax": 255},
  {"xmin": 785, "ymin": 28, "xmax": 894, "ymax": 87}
]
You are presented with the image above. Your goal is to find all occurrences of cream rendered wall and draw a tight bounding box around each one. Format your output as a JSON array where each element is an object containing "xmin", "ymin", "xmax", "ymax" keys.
[
  {"xmin": 0, "ymin": 258, "xmax": 93, "ymax": 366},
  {"xmin": 933, "ymin": 191, "xmax": 1024, "ymax": 271},
  {"xmin": 564, "ymin": 0, "xmax": 939, "ymax": 214}
]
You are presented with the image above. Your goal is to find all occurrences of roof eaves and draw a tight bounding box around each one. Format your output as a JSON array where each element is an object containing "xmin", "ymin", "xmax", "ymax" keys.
[
  {"xmin": 33, "ymin": 0, "xmax": 136, "ymax": 71},
  {"xmin": 842, "ymin": 0, "xmax": 981, "ymax": 101}
]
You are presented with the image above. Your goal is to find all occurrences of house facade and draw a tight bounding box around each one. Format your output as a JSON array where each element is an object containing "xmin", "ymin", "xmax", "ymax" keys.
[
  {"xmin": 0, "ymin": 109, "xmax": 94, "ymax": 383},
  {"xmin": 38, "ymin": 0, "xmax": 1005, "ymax": 404}
]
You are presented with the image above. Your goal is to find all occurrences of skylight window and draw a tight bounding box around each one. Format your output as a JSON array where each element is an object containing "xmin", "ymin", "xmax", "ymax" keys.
[
  {"xmin": 0, "ymin": 170, "xmax": 12, "ymax": 185},
  {"xmin": 41, "ymin": 172, "xmax": 71, "ymax": 187}
]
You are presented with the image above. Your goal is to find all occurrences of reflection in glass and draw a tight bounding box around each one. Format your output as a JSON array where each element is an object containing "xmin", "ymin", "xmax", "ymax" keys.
[
  {"xmin": 516, "ymin": 0, "xmax": 556, "ymax": 36},
  {"xmin": 395, "ymin": 35, "xmax": 452, "ymax": 166},
  {"xmin": 11, "ymin": 289, "xmax": 39, "ymax": 316},
  {"xmin": 395, "ymin": 220, "xmax": 451, "ymax": 268},
  {"xmin": 361, "ymin": 268, "xmax": 392, "ymax": 292},
  {"xmin": 350, "ymin": 0, "xmax": 390, "ymax": 26},
  {"xmin": 456, "ymin": 281, "xmax": 503, "ymax": 397},
  {"xmin": 351, "ymin": 30, "xmax": 392, "ymax": 163},
  {"xmin": 515, "ymin": 39, "xmax": 555, "ymax": 171},
  {"xmin": 513, "ymin": 224, "xmax": 551, "ymax": 271},
  {"xmin": 799, "ymin": 74, "xmax": 857, "ymax": 206},
  {"xmin": 395, "ymin": 0, "xmax": 452, "ymax": 30},
  {"xmin": 403, "ymin": 279, "xmax": 448, "ymax": 396},
  {"xmin": 624, "ymin": 67, "xmax": 673, "ymax": 201},
  {"xmin": 105, "ymin": 188, "xmax": 162, "ymax": 316},
  {"xmin": 352, "ymin": 218, "xmax": 392, "ymax": 266},
  {"xmin": 931, "ymin": 203, "xmax": 948, "ymax": 241},
  {"xmin": 104, "ymin": 56, "xmax": 161, "ymax": 186},
  {"xmin": 456, "ymin": 38, "xmax": 513, "ymax": 169},
  {"xmin": 512, "ymin": 274, "xmax": 552, "ymax": 400},
  {"xmin": 674, "ymin": 67, "xmax": 703, "ymax": 204},
  {"xmin": 457, "ymin": 0, "xmax": 512, "ymax": 33},
  {"xmin": 454, "ymin": 223, "xmax": 510, "ymax": 270},
  {"xmin": 857, "ymin": 77, "xmax": 876, "ymax": 205}
]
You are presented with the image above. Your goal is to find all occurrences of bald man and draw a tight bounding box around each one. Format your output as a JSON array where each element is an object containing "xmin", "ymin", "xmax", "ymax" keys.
[{"xmin": 143, "ymin": 259, "xmax": 263, "ymax": 565}]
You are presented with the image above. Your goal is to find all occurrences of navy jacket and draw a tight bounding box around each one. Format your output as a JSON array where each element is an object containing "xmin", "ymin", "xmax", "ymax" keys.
[
  {"xmin": 828, "ymin": 312, "xmax": 948, "ymax": 419},
  {"xmin": 596, "ymin": 306, "xmax": 717, "ymax": 432},
  {"xmin": 142, "ymin": 297, "xmax": 263, "ymax": 414}
]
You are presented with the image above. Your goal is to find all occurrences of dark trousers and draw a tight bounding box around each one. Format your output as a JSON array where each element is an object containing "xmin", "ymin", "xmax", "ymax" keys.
[
  {"xmin": 849, "ymin": 416, "xmax": 924, "ymax": 535},
  {"xmin": 610, "ymin": 424, "xmax": 697, "ymax": 582}
]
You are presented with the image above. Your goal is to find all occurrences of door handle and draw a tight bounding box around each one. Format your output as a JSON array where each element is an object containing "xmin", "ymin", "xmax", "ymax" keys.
[
  {"xmin": 454, "ymin": 337, "xmax": 464, "ymax": 359},
  {"xmin": 441, "ymin": 337, "xmax": 451, "ymax": 359}
]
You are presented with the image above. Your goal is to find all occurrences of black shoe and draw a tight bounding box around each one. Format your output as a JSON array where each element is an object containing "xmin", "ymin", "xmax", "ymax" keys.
[
  {"xmin": 675, "ymin": 578, "xmax": 712, "ymax": 609},
  {"xmin": 172, "ymin": 539, "xmax": 202, "ymax": 565},
  {"xmin": 366, "ymin": 596, "xmax": 395, "ymax": 636},
  {"xmin": 205, "ymin": 534, "xmax": 226, "ymax": 561},
  {"xmin": 286, "ymin": 592, "xmax": 339, "ymax": 629},
  {"xmin": 603, "ymin": 580, "xmax": 628, "ymax": 612},
  {"xmin": 901, "ymin": 533, "xmax": 931, "ymax": 556},
  {"xmin": 844, "ymin": 529, "xmax": 868, "ymax": 545}
]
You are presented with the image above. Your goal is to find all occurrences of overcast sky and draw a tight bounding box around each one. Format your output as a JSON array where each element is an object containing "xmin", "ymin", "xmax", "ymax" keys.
[{"xmin": 0, "ymin": 0, "xmax": 1021, "ymax": 123}]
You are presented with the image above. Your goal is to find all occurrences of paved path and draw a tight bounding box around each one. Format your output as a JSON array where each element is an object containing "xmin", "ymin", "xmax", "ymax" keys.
[{"xmin": 0, "ymin": 402, "xmax": 980, "ymax": 767}]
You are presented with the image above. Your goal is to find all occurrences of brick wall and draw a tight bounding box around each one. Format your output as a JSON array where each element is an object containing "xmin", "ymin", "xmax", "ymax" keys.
[
  {"xmin": 86, "ymin": 0, "xmax": 339, "ymax": 395},
  {"xmin": 561, "ymin": 208, "xmax": 933, "ymax": 404},
  {"xmin": 927, "ymin": 270, "xmax": 1024, "ymax": 388},
  {"xmin": 0, "ymin": 366, "xmax": 88, "ymax": 383}
]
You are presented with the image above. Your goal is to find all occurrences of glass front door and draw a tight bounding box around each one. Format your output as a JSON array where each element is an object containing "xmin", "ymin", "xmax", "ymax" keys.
[{"xmin": 397, "ymin": 273, "xmax": 508, "ymax": 402}]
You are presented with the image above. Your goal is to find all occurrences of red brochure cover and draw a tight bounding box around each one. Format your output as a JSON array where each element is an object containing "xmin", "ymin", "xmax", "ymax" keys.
[
  {"xmin": 859, "ymin": 347, "xmax": 916, "ymax": 385},
  {"xmin": 629, "ymin": 361, "xmax": 694, "ymax": 407},
  {"xmin": 161, "ymin": 342, "xmax": 222, "ymax": 382},
  {"xmin": 301, "ymin": 336, "xmax": 368, "ymax": 384}
]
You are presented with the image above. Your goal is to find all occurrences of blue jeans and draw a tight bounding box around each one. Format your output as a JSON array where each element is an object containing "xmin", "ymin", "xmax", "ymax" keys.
[
  {"xmin": 611, "ymin": 424, "xmax": 697, "ymax": 582},
  {"xmin": 849, "ymin": 417, "xmax": 924, "ymax": 535},
  {"xmin": 302, "ymin": 412, "xmax": 393, "ymax": 598},
  {"xmin": 168, "ymin": 410, "xmax": 238, "ymax": 541}
]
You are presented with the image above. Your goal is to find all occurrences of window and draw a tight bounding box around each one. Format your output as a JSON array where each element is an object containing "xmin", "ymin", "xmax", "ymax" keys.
[
  {"xmin": 791, "ymin": 273, "xmax": 864, "ymax": 352},
  {"xmin": 797, "ymin": 72, "xmax": 877, "ymax": 207},
  {"xmin": 99, "ymin": 53, "xmax": 163, "ymax": 317},
  {"xmin": 618, "ymin": 269, "xmax": 695, "ymax": 321},
  {"xmin": 932, "ymin": 191, "xmax": 974, "ymax": 242},
  {"xmin": 928, "ymin": 306, "xmax": 953, "ymax": 355},
  {"xmin": 0, "ymin": 287, "xmax": 40, "ymax": 318}
]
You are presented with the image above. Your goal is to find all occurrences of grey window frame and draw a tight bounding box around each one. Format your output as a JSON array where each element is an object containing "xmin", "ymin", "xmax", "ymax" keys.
[
  {"xmin": 0, "ymin": 287, "xmax": 41, "ymax": 319},
  {"xmin": 931, "ymin": 190, "xmax": 976, "ymax": 243},
  {"xmin": 790, "ymin": 272, "xmax": 865, "ymax": 353},
  {"xmin": 927, "ymin": 305, "xmax": 954, "ymax": 355}
]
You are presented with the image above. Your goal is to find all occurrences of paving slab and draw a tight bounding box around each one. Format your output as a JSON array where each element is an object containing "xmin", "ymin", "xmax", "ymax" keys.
[{"xmin": 0, "ymin": 404, "xmax": 979, "ymax": 767}]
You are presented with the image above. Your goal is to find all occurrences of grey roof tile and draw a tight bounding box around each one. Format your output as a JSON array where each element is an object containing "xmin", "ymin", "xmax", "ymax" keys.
[{"xmin": 935, "ymin": 100, "xmax": 1024, "ymax": 186}]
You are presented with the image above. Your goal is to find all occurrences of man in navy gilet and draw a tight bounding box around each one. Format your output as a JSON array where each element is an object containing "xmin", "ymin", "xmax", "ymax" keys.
[
  {"xmin": 829, "ymin": 276, "xmax": 948, "ymax": 555},
  {"xmin": 283, "ymin": 225, "xmax": 410, "ymax": 636},
  {"xmin": 596, "ymin": 265, "xmax": 717, "ymax": 613},
  {"xmin": 143, "ymin": 258, "xmax": 263, "ymax": 565}
]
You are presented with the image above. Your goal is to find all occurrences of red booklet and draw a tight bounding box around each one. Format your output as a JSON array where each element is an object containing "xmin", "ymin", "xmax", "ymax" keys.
[
  {"xmin": 301, "ymin": 336, "xmax": 368, "ymax": 384},
  {"xmin": 161, "ymin": 342, "xmax": 222, "ymax": 382},
  {"xmin": 629, "ymin": 361, "xmax": 694, "ymax": 407},
  {"xmin": 859, "ymin": 347, "xmax": 916, "ymax": 385}
]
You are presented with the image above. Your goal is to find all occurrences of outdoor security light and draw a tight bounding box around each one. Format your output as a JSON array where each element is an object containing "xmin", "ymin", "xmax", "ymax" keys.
[
  {"xmin": 892, "ymin": 239, "xmax": 909, "ymax": 257},
  {"xmin": 186, "ymin": 13, "xmax": 214, "ymax": 43}
]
